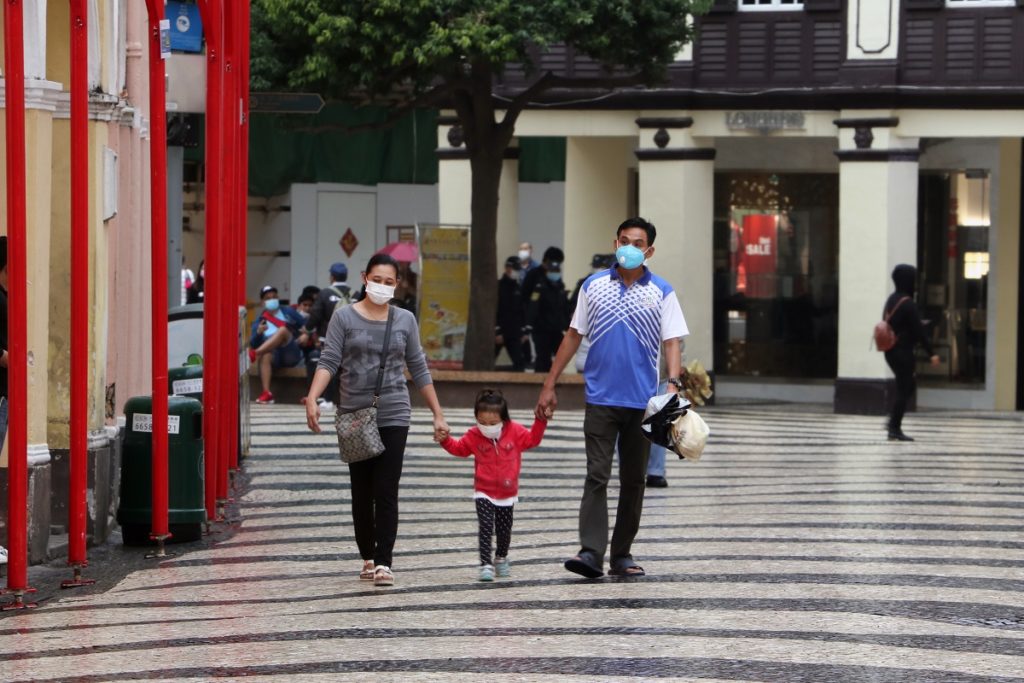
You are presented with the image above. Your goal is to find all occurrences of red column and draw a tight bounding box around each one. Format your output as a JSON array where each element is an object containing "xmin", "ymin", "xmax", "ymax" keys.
[
  {"xmin": 145, "ymin": 0, "xmax": 171, "ymax": 548},
  {"xmin": 63, "ymin": 0, "xmax": 96, "ymax": 588},
  {"xmin": 233, "ymin": 0, "xmax": 251, "ymax": 468},
  {"xmin": 197, "ymin": 0, "xmax": 224, "ymax": 521},
  {"xmin": 221, "ymin": 1, "xmax": 238, "ymax": 492},
  {"xmin": 1, "ymin": 0, "xmax": 37, "ymax": 610}
]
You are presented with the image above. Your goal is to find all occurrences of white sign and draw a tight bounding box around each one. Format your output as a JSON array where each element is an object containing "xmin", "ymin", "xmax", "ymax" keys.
[
  {"xmin": 159, "ymin": 19, "xmax": 171, "ymax": 59},
  {"xmin": 725, "ymin": 111, "xmax": 805, "ymax": 134},
  {"xmin": 172, "ymin": 378, "xmax": 203, "ymax": 395},
  {"xmin": 132, "ymin": 413, "xmax": 181, "ymax": 434}
]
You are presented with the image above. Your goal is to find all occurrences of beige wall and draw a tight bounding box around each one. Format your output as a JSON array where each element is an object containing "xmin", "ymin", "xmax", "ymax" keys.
[
  {"xmin": 993, "ymin": 139, "xmax": 1021, "ymax": 410},
  {"xmin": 563, "ymin": 137, "xmax": 634, "ymax": 287}
]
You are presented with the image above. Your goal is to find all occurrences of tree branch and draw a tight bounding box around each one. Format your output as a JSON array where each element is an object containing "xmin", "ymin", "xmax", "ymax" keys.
[{"xmin": 497, "ymin": 70, "xmax": 648, "ymax": 131}]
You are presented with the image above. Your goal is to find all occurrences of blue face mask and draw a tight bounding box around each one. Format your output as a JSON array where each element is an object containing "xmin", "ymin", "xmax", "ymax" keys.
[
  {"xmin": 546, "ymin": 271, "xmax": 562, "ymax": 283},
  {"xmin": 615, "ymin": 244, "xmax": 649, "ymax": 270},
  {"xmin": 264, "ymin": 298, "xmax": 280, "ymax": 311}
]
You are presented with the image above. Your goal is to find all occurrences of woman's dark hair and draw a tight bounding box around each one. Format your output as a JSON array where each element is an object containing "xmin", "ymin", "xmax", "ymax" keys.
[
  {"xmin": 364, "ymin": 253, "xmax": 401, "ymax": 280},
  {"xmin": 617, "ymin": 217, "xmax": 657, "ymax": 246},
  {"xmin": 475, "ymin": 388, "xmax": 510, "ymax": 422}
]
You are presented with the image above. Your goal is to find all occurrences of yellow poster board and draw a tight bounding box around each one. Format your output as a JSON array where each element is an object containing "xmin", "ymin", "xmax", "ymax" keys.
[{"xmin": 417, "ymin": 224, "xmax": 470, "ymax": 369}]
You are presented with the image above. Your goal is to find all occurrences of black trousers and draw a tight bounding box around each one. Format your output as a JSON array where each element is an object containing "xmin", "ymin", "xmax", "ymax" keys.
[
  {"xmin": 475, "ymin": 499, "xmax": 514, "ymax": 565},
  {"xmin": 579, "ymin": 404, "xmax": 650, "ymax": 564},
  {"xmin": 348, "ymin": 426, "xmax": 408, "ymax": 568},
  {"xmin": 495, "ymin": 325, "xmax": 526, "ymax": 371},
  {"xmin": 531, "ymin": 329, "xmax": 563, "ymax": 373},
  {"xmin": 885, "ymin": 348, "xmax": 916, "ymax": 433}
]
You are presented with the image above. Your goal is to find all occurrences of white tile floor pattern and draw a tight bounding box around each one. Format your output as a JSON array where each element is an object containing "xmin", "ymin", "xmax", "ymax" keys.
[{"xmin": 2, "ymin": 403, "xmax": 1024, "ymax": 681}]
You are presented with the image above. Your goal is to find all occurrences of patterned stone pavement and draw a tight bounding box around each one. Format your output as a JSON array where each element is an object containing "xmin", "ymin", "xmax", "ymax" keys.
[{"xmin": 2, "ymin": 402, "xmax": 1024, "ymax": 681}]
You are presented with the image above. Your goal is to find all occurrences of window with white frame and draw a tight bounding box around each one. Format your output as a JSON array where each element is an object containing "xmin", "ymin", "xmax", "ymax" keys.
[
  {"xmin": 946, "ymin": 0, "xmax": 1014, "ymax": 7},
  {"xmin": 739, "ymin": 0, "xmax": 804, "ymax": 10}
]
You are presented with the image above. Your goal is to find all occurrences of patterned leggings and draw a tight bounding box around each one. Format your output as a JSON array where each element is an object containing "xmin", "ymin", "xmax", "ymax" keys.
[{"xmin": 475, "ymin": 498, "xmax": 514, "ymax": 566}]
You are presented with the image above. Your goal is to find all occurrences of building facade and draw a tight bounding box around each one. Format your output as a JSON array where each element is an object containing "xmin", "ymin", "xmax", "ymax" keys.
[
  {"xmin": 1, "ymin": 0, "xmax": 162, "ymax": 560},
  {"xmin": 436, "ymin": 0, "xmax": 1024, "ymax": 412}
]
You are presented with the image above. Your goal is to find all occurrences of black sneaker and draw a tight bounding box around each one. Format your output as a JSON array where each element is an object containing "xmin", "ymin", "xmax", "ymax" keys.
[{"xmin": 646, "ymin": 475, "xmax": 668, "ymax": 488}]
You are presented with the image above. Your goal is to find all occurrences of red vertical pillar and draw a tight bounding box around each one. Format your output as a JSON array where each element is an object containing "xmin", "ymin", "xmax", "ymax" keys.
[
  {"xmin": 1, "ymin": 0, "xmax": 37, "ymax": 610},
  {"xmin": 221, "ymin": 0, "xmax": 237, "ymax": 495},
  {"xmin": 63, "ymin": 0, "xmax": 96, "ymax": 588},
  {"xmin": 145, "ymin": 0, "xmax": 171, "ymax": 548},
  {"xmin": 197, "ymin": 0, "xmax": 223, "ymax": 521},
  {"xmin": 233, "ymin": 0, "xmax": 251, "ymax": 469}
]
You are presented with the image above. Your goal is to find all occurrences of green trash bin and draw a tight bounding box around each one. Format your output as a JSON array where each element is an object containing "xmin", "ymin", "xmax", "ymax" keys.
[
  {"xmin": 117, "ymin": 395, "xmax": 205, "ymax": 545},
  {"xmin": 169, "ymin": 365, "xmax": 203, "ymax": 401}
]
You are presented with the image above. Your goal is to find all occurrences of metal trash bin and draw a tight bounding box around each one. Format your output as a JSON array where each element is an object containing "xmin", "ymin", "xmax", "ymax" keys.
[{"xmin": 116, "ymin": 395, "xmax": 205, "ymax": 545}]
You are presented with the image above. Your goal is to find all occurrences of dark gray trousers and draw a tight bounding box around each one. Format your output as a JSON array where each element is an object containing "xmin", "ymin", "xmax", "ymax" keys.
[{"xmin": 579, "ymin": 404, "xmax": 650, "ymax": 564}]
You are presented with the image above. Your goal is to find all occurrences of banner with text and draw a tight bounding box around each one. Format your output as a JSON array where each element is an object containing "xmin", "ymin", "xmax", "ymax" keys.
[{"xmin": 417, "ymin": 224, "xmax": 470, "ymax": 369}]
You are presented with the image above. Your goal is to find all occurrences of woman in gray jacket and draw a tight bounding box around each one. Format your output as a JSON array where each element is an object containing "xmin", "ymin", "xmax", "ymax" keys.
[{"xmin": 305, "ymin": 253, "xmax": 449, "ymax": 587}]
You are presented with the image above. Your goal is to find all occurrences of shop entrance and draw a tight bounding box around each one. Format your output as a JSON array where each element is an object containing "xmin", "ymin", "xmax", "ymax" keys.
[{"xmin": 918, "ymin": 172, "xmax": 989, "ymax": 386}]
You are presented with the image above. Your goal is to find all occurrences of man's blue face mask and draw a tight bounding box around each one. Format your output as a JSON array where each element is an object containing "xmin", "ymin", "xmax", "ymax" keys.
[{"xmin": 615, "ymin": 244, "xmax": 649, "ymax": 270}]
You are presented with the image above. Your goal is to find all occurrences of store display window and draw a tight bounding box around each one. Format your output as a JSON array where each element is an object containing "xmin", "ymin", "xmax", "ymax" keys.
[{"xmin": 713, "ymin": 173, "xmax": 839, "ymax": 378}]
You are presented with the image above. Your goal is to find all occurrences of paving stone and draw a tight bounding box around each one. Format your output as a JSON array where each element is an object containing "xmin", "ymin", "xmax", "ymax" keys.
[{"xmin": 2, "ymin": 403, "xmax": 1024, "ymax": 682}]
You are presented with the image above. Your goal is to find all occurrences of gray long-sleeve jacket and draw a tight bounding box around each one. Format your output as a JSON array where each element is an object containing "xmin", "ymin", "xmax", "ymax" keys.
[{"xmin": 317, "ymin": 305, "xmax": 432, "ymax": 427}]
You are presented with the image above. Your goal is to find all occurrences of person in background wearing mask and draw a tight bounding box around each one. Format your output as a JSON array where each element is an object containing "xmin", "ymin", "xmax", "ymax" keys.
[
  {"xmin": 535, "ymin": 217, "xmax": 688, "ymax": 579},
  {"xmin": 250, "ymin": 285, "xmax": 308, "ymax": 404},
  {"xmin": 517, "ymin": 241, "xmax": 539, "ymax": 283},
  {"xmin": 496, "ymin": 256, "xmax": 528, "ymax": 372},
  {"xmin": 883, "ymin": 264, "xmax": 940, "ymax": 441},
  {"xmin": 522, "ymin": 246, "xmax": 570, "ymax": 373}
]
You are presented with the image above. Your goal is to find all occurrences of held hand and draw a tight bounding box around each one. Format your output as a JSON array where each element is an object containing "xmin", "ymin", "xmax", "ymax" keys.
[
  {"xmin": 930, "ymin": 354, "xmax": 941, "ymax": 367},
  {"xmin": 305, "ymin": 399, "xmax": 322, "ymax": 433},
  {"xmin": 495, "ymin": 334, "xmax": 504, "ymax": 346},
  {"xmin": 665, "ymin": 382, "xmax": 680, "ymax": 395},
  {"xmin": 536, "ymin": 386, "xmax": 557, "ymax": 420},
  {"xmin": 433, "ymin": 416, "xmax": 450, "ymax": 443}
]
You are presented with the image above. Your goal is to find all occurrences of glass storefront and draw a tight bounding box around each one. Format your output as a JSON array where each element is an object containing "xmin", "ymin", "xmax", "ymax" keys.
[
  {"xmin": 713, "ymin": 173, "xmax": 839, "ymax": 378},
  {"xmin": 917, "ymin": 172, "xmax": 989, "ymax": 385}
]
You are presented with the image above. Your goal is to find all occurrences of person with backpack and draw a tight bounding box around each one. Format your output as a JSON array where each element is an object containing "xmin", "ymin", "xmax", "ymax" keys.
[
  {"xmin": 302, "ymin": 262, "xmax": 352, "ymax": 408},
  {"xmin": 882, "ymin": 264, "xmax": 940, "ymax": 441}
]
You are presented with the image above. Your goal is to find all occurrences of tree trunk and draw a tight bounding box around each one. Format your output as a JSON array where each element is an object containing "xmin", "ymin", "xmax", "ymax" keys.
[{"xmin": 461, "ymin": 144, "xmax": 504, "ymax": 371}]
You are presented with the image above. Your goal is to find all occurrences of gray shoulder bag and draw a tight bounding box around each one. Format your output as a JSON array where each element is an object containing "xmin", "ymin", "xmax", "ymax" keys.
[{"xmin": 335, "ymin": 307, "xmax": 394, "ymax": 464}]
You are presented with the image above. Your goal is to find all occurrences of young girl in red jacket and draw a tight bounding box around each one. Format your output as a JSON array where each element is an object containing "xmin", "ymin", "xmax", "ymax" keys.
[{"xmin": 439, "ymin": 388, "xmax": 547, "ymax": 581}]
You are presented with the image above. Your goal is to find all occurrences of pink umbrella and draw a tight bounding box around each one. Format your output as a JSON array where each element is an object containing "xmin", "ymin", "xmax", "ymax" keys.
[{"xmin": 377, "ymin": 241, "xmax": 419, "ymax": 262}]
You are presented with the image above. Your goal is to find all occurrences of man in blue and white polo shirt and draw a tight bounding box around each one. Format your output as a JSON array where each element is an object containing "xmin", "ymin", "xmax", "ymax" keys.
[{"xmin": 536, "ymin": 217, "xmax": 688, "ymax": 578}]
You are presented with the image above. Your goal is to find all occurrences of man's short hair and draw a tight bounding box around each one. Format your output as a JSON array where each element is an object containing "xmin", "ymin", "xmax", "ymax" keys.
[{"xmin": 617, "ymin": 217, "xmax": 656, "ymax": 246}]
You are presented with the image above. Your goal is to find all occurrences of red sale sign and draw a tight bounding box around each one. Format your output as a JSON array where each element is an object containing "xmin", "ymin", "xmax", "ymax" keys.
[{"xmin": 742, "ymin": 214, "xmax": 778, "ymax": 299}]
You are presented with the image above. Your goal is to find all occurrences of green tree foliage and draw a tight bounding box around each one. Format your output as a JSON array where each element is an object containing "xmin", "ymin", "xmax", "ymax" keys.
[{"xmin": 256, "ymin": 0, "xmax": 710, "ymax": 370}]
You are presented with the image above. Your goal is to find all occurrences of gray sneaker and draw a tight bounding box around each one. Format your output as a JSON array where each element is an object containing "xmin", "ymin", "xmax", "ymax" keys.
[
  {"xmin": 494, "ymin": 557, "xmax": 510, "ymax": 577},
  {"xmin": 479, "ymin": 564, "xmax": 495, "ymax": 582}
]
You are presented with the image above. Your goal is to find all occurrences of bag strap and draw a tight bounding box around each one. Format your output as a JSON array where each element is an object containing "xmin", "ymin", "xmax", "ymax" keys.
[
  {"xmin": 885, "ymin": 296, "xmax": 910, "ymax": 322},
  {"xmin": 372, "ymin": 307, "xmax": 395, "ymax": 407}
]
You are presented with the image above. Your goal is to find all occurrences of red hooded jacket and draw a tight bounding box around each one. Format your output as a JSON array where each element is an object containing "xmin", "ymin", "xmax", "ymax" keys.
[{"xmin": 440, "ymin": 418, "xmax": 547, "ymax": 500}]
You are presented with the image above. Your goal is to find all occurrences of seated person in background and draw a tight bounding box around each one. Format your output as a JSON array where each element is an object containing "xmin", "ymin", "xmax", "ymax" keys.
[{"xmin": 250, "ymin": 285, "xmax": 307, "ymax": 404}]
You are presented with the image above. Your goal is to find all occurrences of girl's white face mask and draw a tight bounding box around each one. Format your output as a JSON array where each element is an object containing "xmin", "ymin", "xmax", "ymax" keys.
[
  {"xmin": 365, "ymin": 281, "xmax": 396, "ymax": 305},
  {"xmin": 477, "ymin": 422, "xmax": 503, "ymax": 440}
]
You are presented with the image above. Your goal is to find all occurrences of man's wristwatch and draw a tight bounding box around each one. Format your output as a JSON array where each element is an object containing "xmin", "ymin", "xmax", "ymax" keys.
[{"xmin": 666, "ymin": 377, "xmax": 683, "ymax": 389}]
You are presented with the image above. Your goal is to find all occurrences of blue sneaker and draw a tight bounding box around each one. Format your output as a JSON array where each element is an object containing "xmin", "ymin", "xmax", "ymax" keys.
[
  {"xmin": 494, "ymin": 557, "xmax": 510, "ymax": 577},
  {"xmin": 479, "ymin": 564, "xmax": 495, "ymax": 582}
]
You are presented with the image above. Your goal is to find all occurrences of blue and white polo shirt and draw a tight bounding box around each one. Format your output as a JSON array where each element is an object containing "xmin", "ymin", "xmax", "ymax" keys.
[{"xmin": 571, "ymin": 266, "xmax": 688, "ymax": 409}]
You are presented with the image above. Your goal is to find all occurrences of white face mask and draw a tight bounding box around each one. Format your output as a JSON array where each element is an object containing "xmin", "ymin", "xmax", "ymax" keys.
[
  {"xmin": 477, "ymin": 422, "xmax": 503, "ymax": 439},
  {"xmin": 365, "ymin": 281, "xmax": 395, "ymax": 305},
  {"xmin": 517, "ymin": 249, "xmax": 531, "ymax": 262}
]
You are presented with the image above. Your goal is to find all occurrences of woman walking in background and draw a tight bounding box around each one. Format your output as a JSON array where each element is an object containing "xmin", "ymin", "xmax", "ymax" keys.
[
  {"xmin": 883, "ymin": 264, "xmax": 940, "ymax": 441},
  {"xmin": 305, "ymin": 253, "xmax": 450, "ymax": 586}
]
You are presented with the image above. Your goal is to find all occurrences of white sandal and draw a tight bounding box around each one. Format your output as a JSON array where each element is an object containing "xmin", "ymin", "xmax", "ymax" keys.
[
  {"xmin": 373, "ymin": 565, "xmax": 394, "ymax": 586},
  {"xmin": 359, "ymin": 560, "xmax": 375, "ymax": 580}
]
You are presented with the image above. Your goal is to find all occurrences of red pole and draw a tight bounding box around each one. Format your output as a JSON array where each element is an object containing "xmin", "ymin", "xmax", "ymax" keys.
[
  {"xmin": 1, "ymin": 0, "xmax": 37, "ymax": 610},
  {"xmin": 220, "ymin": 4, "xmax": 237, "ymax": 495},
  {"xmin": 62, "ymin": 0, "xmax": 96, "ymax": 589},
  {"xmin": 197, "ymin": 0, "xmax": 223, "ymax": 521},
  {"xmin": 232, "ymin": 0, "xmax": 250, "ymax": 468},
  {"xmin": 145, "ymin": 0, "xmax": 172, "ymax": 553}
]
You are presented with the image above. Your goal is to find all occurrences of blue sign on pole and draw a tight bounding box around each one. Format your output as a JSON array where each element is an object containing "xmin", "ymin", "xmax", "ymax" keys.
[{"xmin": 167, "ymin": 1, "xmax": 203, "ymax": 53}]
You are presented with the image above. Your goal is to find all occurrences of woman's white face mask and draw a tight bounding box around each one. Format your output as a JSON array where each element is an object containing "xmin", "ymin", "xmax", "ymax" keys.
[{"xmin": 365, "ymin": 281, "xmax": 396, "ymax": 305}]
